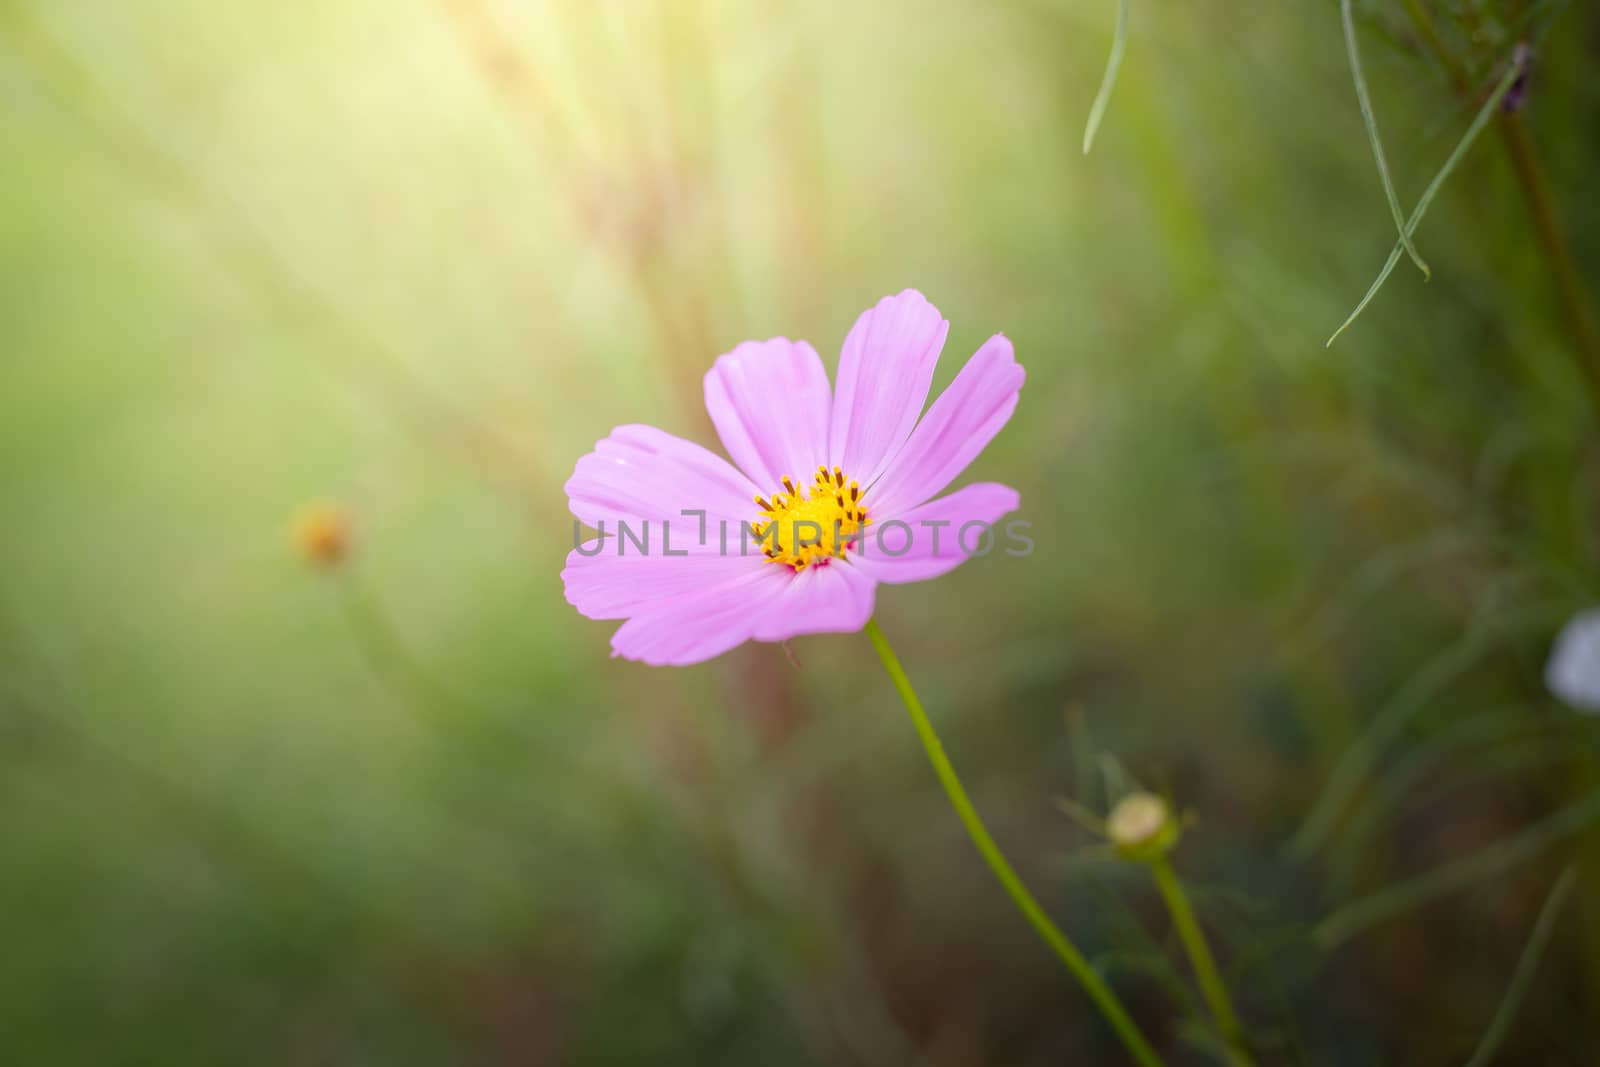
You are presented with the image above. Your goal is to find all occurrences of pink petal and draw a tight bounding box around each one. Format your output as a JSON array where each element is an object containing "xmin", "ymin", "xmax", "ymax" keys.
[
  {"xmin": 566, "ymin": 424, "xmax": 760, "ymax": 527},
  {"xmin": 850, "ymin": 482, "xmax": 1021, "ymax": 584},
  {"xmin": 829, "ymin": 290, "xmax": 948, "ymax": 485},
  {"xmin": 750, "ymin": 560, "xmax": 877, "ymax": 642},
  {"xmin": 704, "ymin": 338, "xmax": 831, "ymax": 492},
  {"xmin": 563, "ymin": 542, "xmax": 758, "ymax": 620},
  {"xmin": 609, "ymin": 565, "xmax": 788, "ymax": 666},
  {"xmin": 867, "ymin": 334, "xmax": 1024, "ymax": 517},
  {"xmin": 607, "ymin": 558, "xmax": 878, "ymax": 665}
]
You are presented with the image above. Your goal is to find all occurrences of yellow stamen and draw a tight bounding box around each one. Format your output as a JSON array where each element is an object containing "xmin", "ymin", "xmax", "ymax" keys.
[{"xmin": 752, "ymin": 469, "xmax": 870, "ymax": 571}]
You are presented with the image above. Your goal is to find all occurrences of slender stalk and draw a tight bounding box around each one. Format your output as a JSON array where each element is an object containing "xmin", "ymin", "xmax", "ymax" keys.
[
  {"xmin": 863, "ymin": 619, "xmax": 1166, "ymax": 1067},
  {"xmin": 1341, "ymin": 0, "xmax": 1431, "ymax": 279},
  {"xmin": 1148, "ymin": 857, "xmax": 1253, "ymax": 1065},
  {"xmin": 1082, "ymin": 0, "xmax": 1129, "ymax": 154},
  {"xmin": 1497, "ymin": 111, "xmax": 1600, "ymax": 415},
  {"xmin": 1463, "ymin": 867, "xmax": 1577, "ymax": 1067}
]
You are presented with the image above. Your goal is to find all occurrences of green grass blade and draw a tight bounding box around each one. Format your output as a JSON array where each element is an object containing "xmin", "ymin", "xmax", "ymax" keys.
[
  {"xmin": 1315, "ymin": 791, "xmax": 1600, "ymax": 949},
  {"xmin": 1327, "ymin": 54, "xmax": 1524, "ymax": 347},
  {"xmin": 1082, "ymin": 0, "xmax": 1128, "ymax": 154},
  {"xmin": 1286, "ymin": 625, "xmax": 1496, "ymax": 861},
  {"xmin": 1463, "ymin": 867, "xmax": 1577, "ymax": 1067},
  {"xmin": 1288, "ymin": 584, "xmax": 1556, "ymax": 862},
  {"xmin": 1341, "ymin": 0, "xmax": 1430, "ymax": 281}
]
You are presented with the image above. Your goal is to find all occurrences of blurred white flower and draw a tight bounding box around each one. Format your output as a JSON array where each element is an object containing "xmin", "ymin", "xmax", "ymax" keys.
[{"xmin": 1546, "ymin": 609, "xmax": 1600, "ymax": 713}]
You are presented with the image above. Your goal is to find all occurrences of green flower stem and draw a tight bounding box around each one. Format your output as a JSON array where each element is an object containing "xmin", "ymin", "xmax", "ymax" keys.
[
  {"xmin": 1147, "ymin": 856, "xmax": 1253, "ymax": 1065},
  {"xmin": 1497, "ymin": 110, "xmax": 1600, "ymax": 416},
  {"xmin": 863, "ymin": 618, "xmax": 1165, "ymax": 1067}
]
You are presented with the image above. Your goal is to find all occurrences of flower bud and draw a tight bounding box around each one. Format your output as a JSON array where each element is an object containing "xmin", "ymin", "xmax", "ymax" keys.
[{"xmin": 1106, "ymin": 792, "xmax": 1179, "ymax": 861}]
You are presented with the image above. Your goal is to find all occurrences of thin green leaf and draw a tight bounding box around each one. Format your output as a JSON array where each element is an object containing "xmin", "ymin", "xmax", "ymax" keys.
[
  {"xmin": 1341, "ymin": 0, "xmax": 1430, "ymax": 280},
  {"xmin": 1329, "ymin": 710, "xmax": 1531, "ymax": 876},
  {"xmin": 1327, "ymin": 54, "xmax": 1524, "ymax": 346},
  {"xmin": 1082, "ymin": 0, "xmax": 1128, "ymax": 154},
  {"xmin": 1315, "ymin": 791, "xmax": 1600, "ymax": 949},
  {"xmin": 1054, "ymin": 795, "xmax": 1109, "ymax": 836},
  {"xmin": 1097, "ymin": 752, "xmax": 1136, "ymax": 803},
  {"xmin": 1288, "ymin": 579, "xmax": 1555, "ymax": 861},
  {"xmin": 1463, "ymin": 867, "xmax": 1577, "ymax": 1067},
  {"xmin": 1067, "ymin": 704, "xmax": 1099, "ymax": 805},
  {"xmin": 1287, "ymin": 623, "xmax": 1498, "ymax": 861}
]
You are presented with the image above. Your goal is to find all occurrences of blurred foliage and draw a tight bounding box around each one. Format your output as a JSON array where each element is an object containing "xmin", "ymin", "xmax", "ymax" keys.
[{"xmin": 3, "ymin": 0, "xmax": 1600, "ymax": 1063}]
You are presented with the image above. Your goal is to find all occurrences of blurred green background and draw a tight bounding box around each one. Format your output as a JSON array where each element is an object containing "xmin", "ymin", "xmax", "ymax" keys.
[{"xmin": 4, "ymin": 1, "xmax": 1599, "ymax": 1063}]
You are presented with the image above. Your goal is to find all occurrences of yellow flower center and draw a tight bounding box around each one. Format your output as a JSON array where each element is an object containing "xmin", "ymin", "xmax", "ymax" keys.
[{"xmin": 751, "ymin": 466, "xmax": 870, "ymax": 571}]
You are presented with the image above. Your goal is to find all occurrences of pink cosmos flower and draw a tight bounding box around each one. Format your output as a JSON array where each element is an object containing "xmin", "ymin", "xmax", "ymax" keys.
[{"xmin": 562, "ymin": 289, "xmax": 1025, "ymax": 665}]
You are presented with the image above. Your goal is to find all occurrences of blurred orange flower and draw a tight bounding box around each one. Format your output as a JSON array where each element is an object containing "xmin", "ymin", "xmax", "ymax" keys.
[{"xmin": 292, "ymin": 504, "xmax": 352, "ymax": 567}]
